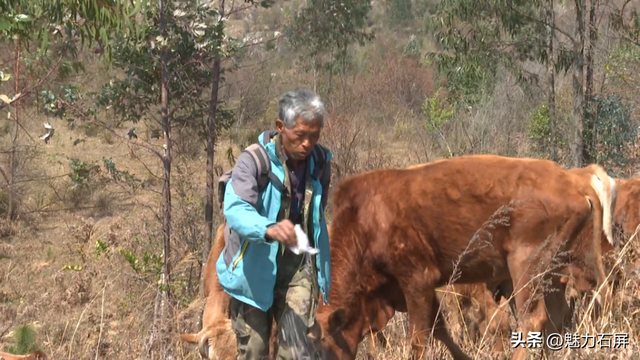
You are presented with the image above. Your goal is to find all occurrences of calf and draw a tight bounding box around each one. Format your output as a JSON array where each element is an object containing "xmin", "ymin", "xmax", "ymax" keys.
[
  {"xmin": 180, "ymin": 224, "xmax": 239, "ymax": 360},
  {"xmin": 311, "ymin": 155, "xmax": 615, "ymax": 360},
  {"xmin": 180, "ymin": 224, "xmax": 278, "ymax": 359}
]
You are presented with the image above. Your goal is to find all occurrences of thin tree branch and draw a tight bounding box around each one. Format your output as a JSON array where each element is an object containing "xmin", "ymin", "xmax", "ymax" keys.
[{"xmin": 0, "ymin": 50, "xmax": 65, "ymax": 111}]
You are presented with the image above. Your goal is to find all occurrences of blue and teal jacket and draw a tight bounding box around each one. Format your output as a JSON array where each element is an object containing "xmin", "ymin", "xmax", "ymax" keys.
[{"xmin": 216, "ymin": 130, "xmax": 333, "ymax": 311}]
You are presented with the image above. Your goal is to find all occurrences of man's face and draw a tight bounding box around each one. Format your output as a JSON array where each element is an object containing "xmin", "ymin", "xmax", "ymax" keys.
[{"xmin": 276, "ymin": 116, "xmax": 322, "ymax": 161}]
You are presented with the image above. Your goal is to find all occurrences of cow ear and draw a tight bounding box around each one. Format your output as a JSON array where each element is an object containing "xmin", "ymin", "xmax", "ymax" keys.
[{"xmin": 328, "ymin": 307, "xmax": 348, "ymax": 331}]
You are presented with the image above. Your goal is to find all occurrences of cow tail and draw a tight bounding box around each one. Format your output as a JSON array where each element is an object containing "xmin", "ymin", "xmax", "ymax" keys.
[
  {"xmin": 590, "ymin": 166, "xmax": 617, "ymax": 248},
  {"xmin": 587, "ymin": 166, "xmax": 616, "ymax": 294}
]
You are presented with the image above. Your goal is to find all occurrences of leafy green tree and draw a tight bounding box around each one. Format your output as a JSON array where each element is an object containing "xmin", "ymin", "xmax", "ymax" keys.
[
  {"xmin": 422, "ymin": 88, "xmax": 455, "ymax": 157},
  {"xmin": 584, "ymin": 94, "xmax": 636, "ymax": 173},
  {"xmin": 286, "ymin": 0, "xmax": 374, "ymax": 93},
  {"xmin": 426, "ymin": 0, "xmax": 604, "ymax": 167},
  {"xmin": 0, "ymin": 0, "xmax": 140, "ymax": 220},
  {"xmin": 92, "ymin": 1, "xmax": 278, "ymax": 353},
  {"xmin": 426, "ymin": 0, "xmax": 551, "ymax": 108}
]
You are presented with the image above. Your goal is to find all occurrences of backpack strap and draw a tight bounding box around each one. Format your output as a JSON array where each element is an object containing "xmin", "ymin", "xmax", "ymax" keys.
[
  {"xmin": 262, "ymin": 129, "xmax": 278, "ymax": 145},
  {"xmin": 218, "ymin": 169, "xmax": 233, "ymax": 209},
  {"xmin": 311, "ymin": 143, "xmax": 328, "ymax": 181},
  {"xmin": 242, "ymin": 143, "xmax": 287, "ymax": 194}
]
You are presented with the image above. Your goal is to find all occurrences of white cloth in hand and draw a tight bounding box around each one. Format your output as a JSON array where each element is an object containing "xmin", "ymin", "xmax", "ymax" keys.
[{"xmin": 291, "ymin": 224, "xmax": 319, "ymax": 255}]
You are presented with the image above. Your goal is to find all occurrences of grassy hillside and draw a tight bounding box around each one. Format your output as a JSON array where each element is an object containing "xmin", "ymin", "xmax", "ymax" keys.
[{"xmin": 1, "ymin": 0, "xmax": 639, "ymax": 358}]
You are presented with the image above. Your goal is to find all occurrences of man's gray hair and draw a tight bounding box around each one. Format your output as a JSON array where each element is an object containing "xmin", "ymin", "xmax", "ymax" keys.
[{"xmin": 278, "ymin": 89, "xmax": 325, "ymax": 129}]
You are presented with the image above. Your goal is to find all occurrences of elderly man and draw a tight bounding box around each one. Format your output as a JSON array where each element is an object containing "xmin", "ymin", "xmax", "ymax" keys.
[{"xmin": 216, "ymin": 89, "xmax": 333, "ymax": 359}]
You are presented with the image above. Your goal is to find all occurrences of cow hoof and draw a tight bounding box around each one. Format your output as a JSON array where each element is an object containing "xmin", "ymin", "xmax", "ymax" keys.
[{"xmin": 591, "ymin": 290, "xmax": 604, "ymax": 311}]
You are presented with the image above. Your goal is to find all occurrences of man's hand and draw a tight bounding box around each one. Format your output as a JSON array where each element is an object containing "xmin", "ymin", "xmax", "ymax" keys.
[{"xmin": 266, "ymin": 219, "xmax": 298, "ymax": 248}]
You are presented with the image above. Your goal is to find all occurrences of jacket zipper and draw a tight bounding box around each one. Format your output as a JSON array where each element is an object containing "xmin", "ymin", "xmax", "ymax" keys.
[{"xmin": 232, "ymin": 240, "xmax": 249, "ymax": 271}]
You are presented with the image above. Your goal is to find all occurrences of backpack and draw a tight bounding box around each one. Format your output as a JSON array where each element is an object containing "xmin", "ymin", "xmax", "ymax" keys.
[{"xmin": 217, "ymin": 135, "xmax": 329, "ymax": 210}]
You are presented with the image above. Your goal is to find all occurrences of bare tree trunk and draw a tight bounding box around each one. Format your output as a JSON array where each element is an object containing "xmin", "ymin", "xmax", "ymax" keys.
[
  {"xmin": 572, "ymin": 0, "xmax": 586, "ymax": 168},
  {"xmin": 547, "ymin": 0, "xmax": 557, "ymax": 162},
  {"xmin": 202, "ymin": 0, "xmax": 225, "ymax": 320},
  {"xmin": 7, "ymin": 41, "xmax": 20, "ymax": 221},
  {"xmin": 203, "ymin": 57, "xmax": 222, "ymax": 292},
  {"xmin": 159, "ymin": 0, "xmax": 173, "ymax": 356},
  {"xmin": 583, "ymin": 0, "xmax": 597, "ymax": 164}
]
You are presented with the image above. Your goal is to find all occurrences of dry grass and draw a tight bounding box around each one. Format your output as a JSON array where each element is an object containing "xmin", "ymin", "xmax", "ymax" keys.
[
  {"xmin": 353, "ymin": 229, "xmax": 640, "ymax": 360},
  {"xmin": 3, "ymin": 96, "xmax": 639, "ymax": 359},
  {"xmin": 1, "ymin": 12, "xmax": 639, "ymax": 359}
]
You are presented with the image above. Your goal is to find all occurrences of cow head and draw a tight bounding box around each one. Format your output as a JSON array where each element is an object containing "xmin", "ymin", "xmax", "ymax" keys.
[
  {"xmin": 311, "ymin": 304, "xmax": 362, "ymax": 360},
  {"xmin": 311, "ymin": 296, "xmax": 397, "ymax": 360}
]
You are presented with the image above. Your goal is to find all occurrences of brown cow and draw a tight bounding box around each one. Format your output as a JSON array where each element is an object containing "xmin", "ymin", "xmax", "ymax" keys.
[
  {"xmin": 310, "ymin": 155, "xmax": 615, "ymax": 360},
  {"xmin": 446, "ymin": 175, "xmax": 640, "ymax": 354},
  {"xmin": 184, "ymin": 160, "xmax": 621, "ymax": 359},
  {"xmin": 180, "ymin": 224, "xmax": 278, "ymax": 359},
  {"xmin": 440, "ymin": 166, "xmax": 620, "ymax": 352},
  {"xmin": 610, "ymin": 177, "xmax": 640, "ymax": 238},
  {"xmin": 0, "ymin": 351, "xmax": 47, "ymax": 360},
  {"xmin": 507, "ymin": 174, "xmax": 637, "ymax": 304},
  {"xmin": 432, "ymin": 165, "xmax": 621, "ymax": 341},
  {"xmin": 185, "ymin": 225, "xmax": 450, "ymax": 359},
  {"xmin": 561, "ymin": 176, "xmax": 640, "ymax": 296},
  {"xmin": 180, "ymin": 223, "xmax": 238, "ymax": 359}
]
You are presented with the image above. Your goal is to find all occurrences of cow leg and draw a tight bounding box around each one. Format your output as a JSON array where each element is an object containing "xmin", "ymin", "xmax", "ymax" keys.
[
  {"xmin": 543, "ymin": 274, "xmax": 570, "ymax": 335},
  {"xmin": 479, "ymin": 287, "xmax": 512, "ymax": 353},
  {"xmin": 538, "ymin": 274, "xmax": 572, "ymax": 360},
  {"xmin": 404, "ymin": 289, "xmax": 434, "ymax": 359},
  {"xmin": 496, "ymin": 279, "xmax": 516, "ymax": 314},
  {"xmin": 430, "ymin": 294, "xmax": 472, "ymax": 360},
  {"xmin": 403, "ymin": 284, "xmax": 471, "ymax": 360},
  {"xmin": 503, "ymin": 255, "xmax": 572, "ymax": 336},
  {"xmin": 507, "ymin": 248, "xmax": 549, "ymax": 360}
]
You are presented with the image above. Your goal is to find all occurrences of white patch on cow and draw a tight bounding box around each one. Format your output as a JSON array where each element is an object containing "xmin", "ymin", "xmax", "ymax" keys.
[{"xmin": 590, "ymin": 173, "xmax": 615, "ymax": 246}]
